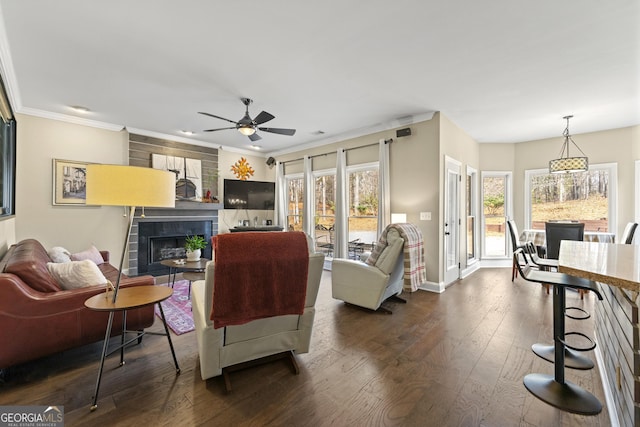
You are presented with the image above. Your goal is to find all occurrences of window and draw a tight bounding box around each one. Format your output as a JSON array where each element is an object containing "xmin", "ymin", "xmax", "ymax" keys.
[
  {"xmin": 285, "ymin": 174, "xmax": 303, "ymax": 231},
  {"xmin": 466, "ymin": 166, "xmax": 478, "ymax": 263},
  {"xmin": 0, "ymin": 75, "xmax": 15, "ymax": 218},
  {"xmin": 314, "ymin": 170, "xmax": 336, "ymax": 256},
  {"xmin": 347, "ymin": 163, "xmax": 378, "ymax": 251},
  {"xmin": 525, "ymin": 164, "xmax": 617, "ymax": 232}
]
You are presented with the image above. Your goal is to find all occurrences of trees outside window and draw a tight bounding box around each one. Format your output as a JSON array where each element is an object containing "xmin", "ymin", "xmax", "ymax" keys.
[
  {"xmin": 525, "ymin": 165, "xmax": 616, "ymax": 232},
  {"xmin": 347, "ymin": 164, "xmax": 378, "ymax": 248},
  {"xmin": 286, "ymin": 175, "xmax": 303, "ymax": 231}
]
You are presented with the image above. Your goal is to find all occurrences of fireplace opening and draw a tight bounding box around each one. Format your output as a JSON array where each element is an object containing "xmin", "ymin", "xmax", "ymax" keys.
[{"xmin": 138, "ymin": 220, "xmax": 212, "ymax": 276}]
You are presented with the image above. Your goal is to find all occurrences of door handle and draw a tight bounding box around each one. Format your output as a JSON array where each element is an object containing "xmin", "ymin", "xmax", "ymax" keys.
[{"xmin": 445, "ymin": 232, "xmax": 450, "ymax": 235}]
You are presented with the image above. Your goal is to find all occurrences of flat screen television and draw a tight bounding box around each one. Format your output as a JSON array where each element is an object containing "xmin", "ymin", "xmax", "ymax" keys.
[{"xmin": 223, "ymin": 179, "xmax": 275, "ymax": 210}]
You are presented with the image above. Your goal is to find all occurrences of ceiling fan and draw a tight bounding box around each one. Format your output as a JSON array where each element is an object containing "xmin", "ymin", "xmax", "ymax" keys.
[{"xmin": 198, "ymin": 98, "xmax": 296, "ymax": 142}]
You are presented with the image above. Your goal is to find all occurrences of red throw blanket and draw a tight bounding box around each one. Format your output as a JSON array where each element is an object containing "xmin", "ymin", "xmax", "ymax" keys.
[{"xmin": 210, "ymin": 231, "xmax": 309, "ymax": 329}]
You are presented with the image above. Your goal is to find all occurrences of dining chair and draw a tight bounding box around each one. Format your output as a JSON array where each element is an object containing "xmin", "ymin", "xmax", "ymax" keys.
[
  {"xmin": 507, "ymin": 220, "xmax": 527, "ymax": 281},
  {"xmin": 620, "ymin": 222, "xmax": 638, "ymax": 244},
  {"xmin": 544, "ymin": 222, "xmax": 585, "ymax": 260}
]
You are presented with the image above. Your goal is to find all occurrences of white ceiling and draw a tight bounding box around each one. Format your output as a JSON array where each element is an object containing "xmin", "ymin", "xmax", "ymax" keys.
[{"xmin": 0, "ymin": 1, "xmax": 638, "ymax": 155}]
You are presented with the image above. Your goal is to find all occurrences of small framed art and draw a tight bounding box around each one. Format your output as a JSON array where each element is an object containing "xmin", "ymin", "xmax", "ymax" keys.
[{"xmin": 52, "ymin": 159, "xmax": 93, "ymax": 206}]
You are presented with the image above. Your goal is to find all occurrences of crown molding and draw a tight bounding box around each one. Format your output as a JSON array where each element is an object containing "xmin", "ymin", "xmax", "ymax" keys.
[
  {"xmin": 18, "ymin": 107, "xmax": 125, "ymax": 131},
  {"xmin": 268, "ymin": 111, "xmax": 436, "ymax": 157},
  {"xmin": 0, "ymin": 6, "xmax": 21, "ymax": 113},
  {"xmin": 126, "ymin": 127, "xmax": 264, "ymax": 157}
]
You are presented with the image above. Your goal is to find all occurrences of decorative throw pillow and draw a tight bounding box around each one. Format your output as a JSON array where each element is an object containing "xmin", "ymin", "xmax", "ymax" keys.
[
  {"xmin": 48, "ymin": 246, "xmax": 72, "ymax": 263},
  {"xmin": 46, "ymin": 260, "xmax": 108, "ymax": 290},
  {"xmin": 71, "ymin": 245, "xmax": 104, "ymax": 265}
]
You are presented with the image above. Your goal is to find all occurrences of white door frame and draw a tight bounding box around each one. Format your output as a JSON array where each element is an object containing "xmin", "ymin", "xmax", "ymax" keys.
[
  {"xmin": 480, "ymin": 171, "xmax": 513, "ymax": 260},
  {"xmin": 444, "ymin": 156, "xmax": 461, "ymax": 285}
]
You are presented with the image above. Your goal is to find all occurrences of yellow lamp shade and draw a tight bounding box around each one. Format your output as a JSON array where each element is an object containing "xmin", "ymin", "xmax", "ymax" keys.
[{"xmin": 86, "ymin": 164, "xmax": 176, "ymax": 208}]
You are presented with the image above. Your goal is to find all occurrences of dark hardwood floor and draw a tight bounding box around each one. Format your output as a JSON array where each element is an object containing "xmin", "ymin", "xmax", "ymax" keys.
[{"xmin": 0, "ymin": 268, "xmax": 611, "ymax": 426}]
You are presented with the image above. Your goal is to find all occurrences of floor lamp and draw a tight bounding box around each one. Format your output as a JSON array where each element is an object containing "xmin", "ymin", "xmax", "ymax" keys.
[
  {"xmin": 84, "ymin": 164, "xmax": 178, "ymax": 411},
  {"xmin": 85, "ymin": 164, "xmax": 175, "ymax": 302}
]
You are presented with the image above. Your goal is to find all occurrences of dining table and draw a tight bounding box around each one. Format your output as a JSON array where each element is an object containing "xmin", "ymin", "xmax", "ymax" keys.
[
  {"xmin": 520, "ymin": 229, "xmax": 616, "ymax": 247},
  {"xmin": 558, "ymin": 240, "xmax": 640, "ymax": 426}
]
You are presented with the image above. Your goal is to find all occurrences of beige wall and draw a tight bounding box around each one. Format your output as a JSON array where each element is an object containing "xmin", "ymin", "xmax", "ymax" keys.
[
  {"xmin": 2, "ymin": 112, "xmax": 636, "ymax": 287},
  {"xmin": 481, "ymin": 125, "xmax": 639, "ymax": 238},
  {"xmin": 439, "ymin": 114, "xmax": 480, "ymax": 277},
  {"xmin": 11, "ymin": 113, "xmax": 273, "ymax": 265},
  {"xmin": 277, "ymin": 116, "xmax": 443, "ymax": 284},
  {"xmin": 15, "ymin": 114, "xmax": 131, "ymax": 262}
]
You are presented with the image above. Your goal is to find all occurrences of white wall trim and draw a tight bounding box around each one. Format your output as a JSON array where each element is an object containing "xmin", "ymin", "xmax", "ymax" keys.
[
  {"xmin": 19, "ymin": 107, "xmax": 125, "ymax": 131},
  {"xmin": 461, "ymin": 262, "xmax": 480, "ymax": 279},
  {"xmin": 594, "ymin": 338, "xmax": 620, "ymax": 427},
  {"xmin": 269, "ymin": 112, "xmax": 436, "ymax": 157},
  {"xmin": 635, "ymin": 160, "xmax": 640, "ymax": 222},
  {"xmin": 419, "ymin": 280, "xmax": 445, "ymax": 293}
]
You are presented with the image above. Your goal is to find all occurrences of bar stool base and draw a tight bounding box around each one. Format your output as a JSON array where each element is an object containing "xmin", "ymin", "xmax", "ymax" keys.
[
  {"xmin": 524, "ymin": 373, "xmax": 602, "ymax": 415},
  {"xmin": 532, "ymin": 343, "xmax": 594, "ymax": 370}
]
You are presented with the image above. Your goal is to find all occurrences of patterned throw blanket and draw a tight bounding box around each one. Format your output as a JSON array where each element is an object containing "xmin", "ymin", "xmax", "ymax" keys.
[{"xmin": 366, "ymin": 223, "xmax": 426, "ymax": 292}]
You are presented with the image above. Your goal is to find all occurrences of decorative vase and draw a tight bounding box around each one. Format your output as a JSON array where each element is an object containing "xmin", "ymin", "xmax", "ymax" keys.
[{"xmin": 186, "ymin": 249, "xmax": 201, "ymax": 262}]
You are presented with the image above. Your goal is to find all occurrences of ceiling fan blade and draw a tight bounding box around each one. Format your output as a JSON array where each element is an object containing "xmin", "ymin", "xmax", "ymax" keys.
[
  {"xmin": 248, "ymin": 133, "xmax": 262, "ymax": 142},
  {"xmin": 258, "ymin": 127, "xmax": 296, "ymax": 136},
  {"xmin": 198, "ymin": 111, "xmax": 238, "ymax": 124},
  {"xmin": 253, "ymin": 111, "xmax": 275, "ymax": 125},
  {"xmin": 203, "ymin": 126, "xmax": 237, "ymax": 132}
]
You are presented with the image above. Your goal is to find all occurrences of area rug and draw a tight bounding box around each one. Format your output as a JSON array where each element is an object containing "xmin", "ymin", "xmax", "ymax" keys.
[{"xmin": 154, "ymin": 280, "xmax": 194, "ymax": 335}]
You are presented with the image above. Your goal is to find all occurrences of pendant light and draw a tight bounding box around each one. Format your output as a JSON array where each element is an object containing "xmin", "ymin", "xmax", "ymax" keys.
[{"xmin": 548, "ymin": 115, "xmax": 588, "ymax": 174}]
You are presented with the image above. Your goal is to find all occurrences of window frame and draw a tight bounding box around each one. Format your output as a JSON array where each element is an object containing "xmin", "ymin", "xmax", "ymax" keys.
[
  {"xmin": 284, "ymin": 172, "xmax": 304, "ymax": 231},
  {"xmin": 524, "ymin": 163, "xmax": 618, "ymax": 233}
]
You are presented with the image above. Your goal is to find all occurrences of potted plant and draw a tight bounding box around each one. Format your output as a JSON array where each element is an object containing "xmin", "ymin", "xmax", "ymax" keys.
[{"xmin": 185, "ymin": 235, "xmax": 207, "ymax": 261}]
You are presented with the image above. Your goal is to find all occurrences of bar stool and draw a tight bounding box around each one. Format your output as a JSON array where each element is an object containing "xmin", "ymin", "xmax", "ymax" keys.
[{"xmin": 513, "ymin": 248, "xmax": 603, "ymax": 415}]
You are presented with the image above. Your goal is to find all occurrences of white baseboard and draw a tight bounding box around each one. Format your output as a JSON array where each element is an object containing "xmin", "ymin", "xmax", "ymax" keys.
[
  {"xmin": 461, "ymin": 263, "xmax": 480, "ymax": 279},
  {"xmin": 594, "ymin": 338, "xmax": 620, "ymax": 427},
  {"xmin": 419, "ymin": 281, "xmax": 445, "ymax": 293}
]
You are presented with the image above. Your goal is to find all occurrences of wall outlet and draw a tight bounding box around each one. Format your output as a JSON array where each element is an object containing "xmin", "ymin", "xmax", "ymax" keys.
[{"xmin": 420, "ymin": 212, "xmax": 431, "ymax": 221}]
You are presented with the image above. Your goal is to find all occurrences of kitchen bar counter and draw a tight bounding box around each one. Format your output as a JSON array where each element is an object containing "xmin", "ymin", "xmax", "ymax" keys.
[{"xmin": 559, "ymin": 241, "xmax": 640, "ymax": 427}]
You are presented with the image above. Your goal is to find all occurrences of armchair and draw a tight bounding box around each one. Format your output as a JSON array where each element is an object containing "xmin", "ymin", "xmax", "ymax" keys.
[
  {"xmin": 191, "ymin": 232, "xmax": 324, "ymax": 388},
  {"xmin": 331, "ymin": 227, "xmax": 405, "ymax": 313}
]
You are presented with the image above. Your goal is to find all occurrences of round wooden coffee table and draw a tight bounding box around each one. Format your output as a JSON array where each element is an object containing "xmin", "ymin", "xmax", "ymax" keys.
[{"xmin": 160, "ymin": 258, "xmax": 210, "ymax": 297}]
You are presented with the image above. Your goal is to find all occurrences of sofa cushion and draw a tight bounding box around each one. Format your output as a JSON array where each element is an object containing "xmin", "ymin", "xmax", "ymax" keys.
[
  {"xmin": 70, "ymin": 245, "xmax": 104, "ymax": 265},
  {"xmin": 46, "ymin": 260, "xmax": 108, "ymax": 290},
  {"xmin": 4, "ymin": 239, "xmax": 61, "ymax": 292},
  {"xmin": 48, "ymin": 246, "xmax": 72, "ymax": 263}
]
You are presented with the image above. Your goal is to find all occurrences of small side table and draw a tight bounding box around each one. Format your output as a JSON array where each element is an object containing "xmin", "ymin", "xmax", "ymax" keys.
[
  {"xmin": 160, "ymin": 258, "xmax": 210, "ymax": 297},
  {"xmin": 85, "ymin": 286, "xmax": 180, "ymax": 411}
]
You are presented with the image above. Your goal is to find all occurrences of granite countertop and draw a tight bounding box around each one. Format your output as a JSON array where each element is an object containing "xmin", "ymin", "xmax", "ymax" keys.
[{"xmin": 558, "ymin": 240, "xmax": 640, "ymax": 293}]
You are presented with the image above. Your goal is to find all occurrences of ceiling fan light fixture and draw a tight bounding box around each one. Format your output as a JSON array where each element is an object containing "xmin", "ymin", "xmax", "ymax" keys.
[
  {"xmin": 548, "ymin": 115, "xmax": 588, "ymax": 174},
  {"xmin": 238, "ymin": 125, "xmax": 255, "ymax": 136}
]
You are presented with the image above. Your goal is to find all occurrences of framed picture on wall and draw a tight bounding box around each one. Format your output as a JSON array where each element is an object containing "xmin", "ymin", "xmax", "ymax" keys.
[{"xmin": 52, "ymin": 159, "xmax": 93, "ymax": 206}]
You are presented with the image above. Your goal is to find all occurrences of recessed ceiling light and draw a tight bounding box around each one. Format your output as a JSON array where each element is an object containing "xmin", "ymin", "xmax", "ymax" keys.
[
  {"xmin": 70, "ymin": 105, "xmax": 90, "ymax": 114},
  {"xmin": 312, "ymin": 130, "xmax": 326, "ymax": 135},
  {"xmin": 251, "ymin": 145, "xmax": 261, "ymax": 150},
  {"xmin": 180, "ymin": 130, "xmax": 195, "ymax": 136}
]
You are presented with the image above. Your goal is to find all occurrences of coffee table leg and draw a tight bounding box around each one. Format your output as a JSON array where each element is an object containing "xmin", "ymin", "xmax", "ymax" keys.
[
  {"xmin": 157, "ymin": 302, "xmax": 180, "ymax": 374},
  {"xmin": 91, "ymin": 311, "xmax": 115, "ymax": 411}
]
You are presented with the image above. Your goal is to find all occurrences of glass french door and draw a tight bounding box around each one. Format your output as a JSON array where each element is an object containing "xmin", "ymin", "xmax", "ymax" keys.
[{"xmin": 481, "ymin": 171, "xmax": 512, "ymax": 258}]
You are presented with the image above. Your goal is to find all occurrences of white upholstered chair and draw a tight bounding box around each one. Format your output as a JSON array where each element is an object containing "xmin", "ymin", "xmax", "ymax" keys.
[
  {"xmin": 191, "ymin": 235, "xmax": 324, "ymax": 388},
  {"xmin": 331, "ymin": 227, "xmax": 405, "ymax": 313}
]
